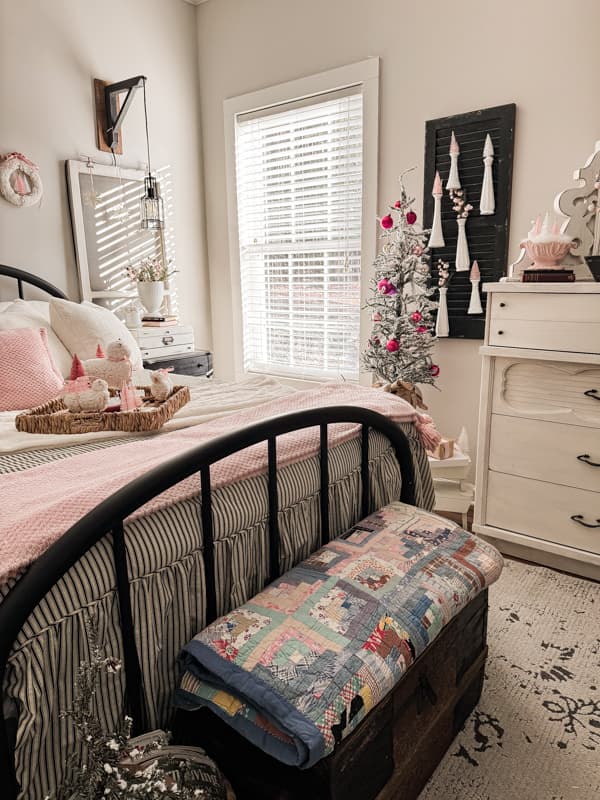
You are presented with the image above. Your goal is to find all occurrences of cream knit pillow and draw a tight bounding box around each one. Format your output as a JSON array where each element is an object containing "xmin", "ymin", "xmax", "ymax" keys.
[{"xmin": 49, "ymin": 299, "xmax": 143, "ymax": 371}]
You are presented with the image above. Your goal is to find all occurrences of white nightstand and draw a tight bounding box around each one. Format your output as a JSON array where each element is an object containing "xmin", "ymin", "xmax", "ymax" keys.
[
  {"xmin": 130, "ymin": 324, "xmax": 195, "ymax": 361},
  {"xmin": 428, "ymin": 447, "xmax": 474, "ymax": 529}
]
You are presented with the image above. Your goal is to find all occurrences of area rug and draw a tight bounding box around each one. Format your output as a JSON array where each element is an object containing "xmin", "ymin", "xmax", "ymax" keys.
[{"xmin": 419, "ymin": 558, "xmax": 600, "ymax": 800}]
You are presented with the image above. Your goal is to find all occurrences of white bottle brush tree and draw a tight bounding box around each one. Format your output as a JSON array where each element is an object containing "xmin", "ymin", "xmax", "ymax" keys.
[{"xmin": 362, "ymin": 172, "xmax": 439, "ymax": 387}]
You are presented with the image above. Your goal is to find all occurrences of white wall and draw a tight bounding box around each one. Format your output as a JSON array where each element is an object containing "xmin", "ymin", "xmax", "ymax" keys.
[
  {"xmin": 0, "ymin": 0, "xmax": 211, "ymax": 348},
  {"xmin": 196, "ymin": 0, "xmax": 599, "ymax": 470}
]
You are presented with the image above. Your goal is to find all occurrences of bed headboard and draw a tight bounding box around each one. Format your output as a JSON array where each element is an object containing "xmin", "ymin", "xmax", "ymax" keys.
[{"xmin": 0, "ymin": 264, "xmax": 68, "ymax": 301}]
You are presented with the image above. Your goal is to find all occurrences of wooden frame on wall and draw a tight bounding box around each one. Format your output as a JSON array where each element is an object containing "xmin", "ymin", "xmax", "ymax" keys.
[{"xmin": 423, "ymin": 104, "xmax": 516, "ymax": 339}]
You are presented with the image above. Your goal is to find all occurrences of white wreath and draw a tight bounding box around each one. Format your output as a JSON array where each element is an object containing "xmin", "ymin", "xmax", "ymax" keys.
[{"xmin": 0, "ymin": 153, "xmax": 43, "ymax": 207}]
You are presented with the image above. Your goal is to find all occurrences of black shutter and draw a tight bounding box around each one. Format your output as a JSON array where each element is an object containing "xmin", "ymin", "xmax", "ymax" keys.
[{"xmin": 423, "ymin": 104, "xmax": 516, "ymax": 339}]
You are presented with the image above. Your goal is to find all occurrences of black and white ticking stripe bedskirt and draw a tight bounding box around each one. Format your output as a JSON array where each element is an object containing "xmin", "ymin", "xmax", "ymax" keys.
[{"xmin": 1, "ymin": 425, "xmax": 434, "ymax": 800}]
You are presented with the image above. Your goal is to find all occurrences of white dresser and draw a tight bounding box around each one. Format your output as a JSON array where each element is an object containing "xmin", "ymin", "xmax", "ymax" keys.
[{"xmin": 474, "ymin": 283, "xmax": 600, "ymax": 581}]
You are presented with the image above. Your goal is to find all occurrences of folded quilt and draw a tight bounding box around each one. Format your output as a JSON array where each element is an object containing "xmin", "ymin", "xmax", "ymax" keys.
[{"xmin": 176, "ymin": 502, "xmax": 503, "ymax": 768}]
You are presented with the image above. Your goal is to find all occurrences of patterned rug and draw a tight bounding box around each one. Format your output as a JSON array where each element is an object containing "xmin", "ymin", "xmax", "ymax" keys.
[{"xmin": 419, "ymin": 559, "xmax": 600, "ymax": 800}]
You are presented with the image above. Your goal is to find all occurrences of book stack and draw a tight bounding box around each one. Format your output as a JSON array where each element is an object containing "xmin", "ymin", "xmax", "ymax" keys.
[
  {"xmin": 142, "ymin": 315, "xmax": 179, "ymax": 327},
  {"xmin": 521, "ymin": 269, "xmax": 575, "ymax": 283}
]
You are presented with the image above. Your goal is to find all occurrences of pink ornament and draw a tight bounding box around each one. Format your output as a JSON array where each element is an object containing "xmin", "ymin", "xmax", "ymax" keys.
[
  {"xmin": 410, "ymin": 311, "xmax": 423, "ymax": 323},
  {"xmin": 372, "ymin": 311, "xmax": 382, "ymax": 322},
  {"xmin": 430, "ymin": 364, "xmax": 440, "ymax": 377},
  {"xmin": 406, "ymin": 211, "xmax": 417, "ymax": 225},
  {"xmin": 386, "ymin": 338, "xmax": 399, "ymax": 353},
  {"xmin": 380, "ymin": 214, "xmax": 394, "ymax": 229},
  {"xmin": 377, "ymin": 278, "xmax": 397, "ymax": 295},
  {"xmin": 416, "ymin": 325, "xmax": 428, "ymax": 333},
  {"xmin": 412, "ymin": 245, "xmax": 424, "ymax": 256},
  {"xmin": 394, "ymin": 200, "xmax": 402, "ymax": 209}
]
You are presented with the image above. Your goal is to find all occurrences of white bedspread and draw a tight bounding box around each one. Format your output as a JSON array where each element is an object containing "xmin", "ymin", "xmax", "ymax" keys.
[{"xmin": 0, "ymin": 373, "xmax": 295, "ymax": 455}]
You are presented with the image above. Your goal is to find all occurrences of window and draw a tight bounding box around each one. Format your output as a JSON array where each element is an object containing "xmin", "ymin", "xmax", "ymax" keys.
[{"xmin": 225, "ymin": 60, "xmax": 379, "ymax": 383}]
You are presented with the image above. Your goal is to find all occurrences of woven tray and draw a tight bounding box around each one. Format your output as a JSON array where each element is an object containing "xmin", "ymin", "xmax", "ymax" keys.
[{"xmin": 15, "ymin": 386, "xmax": 191, "ymax": 435}]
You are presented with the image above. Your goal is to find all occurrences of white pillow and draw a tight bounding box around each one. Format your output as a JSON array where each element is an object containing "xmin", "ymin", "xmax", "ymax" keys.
[
  {"xmin": 50, "ymin": 299, "xmax": 143, "ymax": 371},
  {"xmin": 0, "ymin": 300, "xmax": 73, "ymax": 377}
]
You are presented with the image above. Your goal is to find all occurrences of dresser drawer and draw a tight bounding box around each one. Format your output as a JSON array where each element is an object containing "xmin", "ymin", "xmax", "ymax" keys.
[
  {"xmin": 485, "ymin": 471, "xmax": 600, "ymax": 555},
  {"xmin": 491, "ymin": 358, "xmax": 600, "ymax": 427},
  {"xmin": 490, "ymin": 292, "xmax": 600, "ymax": 323},
  {"xmin": 489, "ymin": 414, "xmax": 600, "ymax": 492},
  {"xmin": 488, "ymin": 318, "xmax": 600, "ymax": 352}
]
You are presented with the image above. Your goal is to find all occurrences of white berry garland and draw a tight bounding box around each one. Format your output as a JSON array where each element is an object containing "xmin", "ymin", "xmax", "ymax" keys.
[{"xmin": 0, "ymin": 152, "xmax": 43, "ymax": 207}]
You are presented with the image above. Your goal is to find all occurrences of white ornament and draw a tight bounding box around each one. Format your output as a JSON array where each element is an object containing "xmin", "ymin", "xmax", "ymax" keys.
[
  {"xmin": 428, "ymin": 171, "xmax": 445, "ymax": 248},
  {"xmin": 0, "ymin": 153, "xmax": 43, "ymax": 207},
  {"xmin": 436, "ymin": 286, "xmax": 449, "ymax": 337},
  {"xmin": 455, "ymin": 217, "xmax": 470, "ymax": 271},
  {"xmin": 457, "ymin": 425, "xmax": 470, "ymax": 455},
  {"xmin": 446, "ymin": 131, "xmax": 461, "ymax": 190},
  {"xmin": 149, "ymin": 368, "xmax": 174, "ymax": 401},
  {"xmin": 467, "ymin": 261, "xmax": 483, "ymax": 314},
  {"xmin": 480, "ymin": 134, "xmax": 495, "ymax": 215}
]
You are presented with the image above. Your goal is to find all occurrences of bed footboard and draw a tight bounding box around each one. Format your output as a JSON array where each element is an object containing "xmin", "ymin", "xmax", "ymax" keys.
[{"xmin": 0, "ymin": 406, "xmax": 417, "ymax": 799}]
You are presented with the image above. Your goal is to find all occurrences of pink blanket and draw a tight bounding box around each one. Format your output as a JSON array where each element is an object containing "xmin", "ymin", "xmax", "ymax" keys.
[{"xmin": 0, "ymin": 383, "xmax": 439, "ymax": 584}]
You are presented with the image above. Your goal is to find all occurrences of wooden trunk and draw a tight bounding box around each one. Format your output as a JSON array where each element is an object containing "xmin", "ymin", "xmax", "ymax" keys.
[{"xmin": 175, "ymin": 589, "xmax": 488, "ymax": 800}]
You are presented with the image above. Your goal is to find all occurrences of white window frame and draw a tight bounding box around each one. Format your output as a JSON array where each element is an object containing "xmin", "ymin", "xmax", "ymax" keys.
[{"xmin": 224, "ymin": 58, "xmax": 379, "ymax": 386}]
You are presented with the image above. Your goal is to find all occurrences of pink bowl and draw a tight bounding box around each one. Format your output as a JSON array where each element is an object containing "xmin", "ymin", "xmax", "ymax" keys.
[{"xmin": 521, "ymin": 239, "xmax": 572, "ymax": 270}]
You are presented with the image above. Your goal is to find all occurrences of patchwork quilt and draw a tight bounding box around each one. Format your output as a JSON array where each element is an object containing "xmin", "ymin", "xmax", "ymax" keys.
[{"xmin": 176, "ymin": 502, "xmax": 504, "ymax": 768}]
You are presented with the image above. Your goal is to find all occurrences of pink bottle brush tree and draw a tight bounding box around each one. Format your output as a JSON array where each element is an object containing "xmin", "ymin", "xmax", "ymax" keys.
[{"xmin": 363, "ymin": 170, "xmax": 439, "ymax": 387}]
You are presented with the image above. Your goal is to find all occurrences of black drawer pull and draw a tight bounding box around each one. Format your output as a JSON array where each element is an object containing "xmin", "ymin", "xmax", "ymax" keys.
[
  {"xmin": 499, "ymin": 302, "xmax": 506, "ymax": 308},
  {"xmin": 577, "ymin": 454, "xmax": 600, "ymax": 467},
  {"xmin": 584, "ymin": 389, "xmax": 600, "ymax": 401},
  {"xmin": 162, "ymin": 335, "xmax": 175, "ymax": 345},
  {"xmin": 497, "ymin": 330, "xmax": 504, "ymax": 335},
  {"xmin": 570, "ymin": 514, "xmax": 600, "ymax": 528}
]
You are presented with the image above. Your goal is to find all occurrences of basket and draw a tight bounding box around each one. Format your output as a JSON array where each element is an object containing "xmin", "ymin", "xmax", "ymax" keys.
[{"xmin": 15, "ymin": 386, "xmax": 191, "ymax": 435}]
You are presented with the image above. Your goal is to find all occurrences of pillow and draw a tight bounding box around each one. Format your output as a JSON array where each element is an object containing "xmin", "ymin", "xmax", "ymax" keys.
[
  {"xmin": 49, "ymin": 299, "xmax": 143, "ymax": 371},
  {"xmin": 0, "ymin": 300, "xmax": 72, "ymax": 377},
  {"xmin": 0, "ymin": 328, "xmax": 64, "ymax": 411}
]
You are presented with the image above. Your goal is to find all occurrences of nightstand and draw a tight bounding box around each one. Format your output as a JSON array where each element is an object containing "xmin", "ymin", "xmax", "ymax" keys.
[
  {"xmin": 131, "ymin": 324, "xmax": 195, "ymax": 360},
  {"xmin": 143, "ymin": 350, "xmax": 213, "ymax": 377}
]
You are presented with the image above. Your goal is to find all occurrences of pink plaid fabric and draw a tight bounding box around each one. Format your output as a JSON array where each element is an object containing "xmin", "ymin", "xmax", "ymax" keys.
[{"xmin": 0, "ymin": 382, "xmax": 438, "ymax": 583}]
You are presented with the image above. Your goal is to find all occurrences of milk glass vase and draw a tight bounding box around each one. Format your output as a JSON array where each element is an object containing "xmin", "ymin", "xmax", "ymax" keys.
[
  {"xmin": 436, "ymin": 287, "xmax": 450, "ymax": 337},
  {"xmin": 137, "ymin": 280, "xmax": 164, "ymax": 316},
  {"xmin": 455, "ymin": 217, "xmax": 470, "ymax": 271}
]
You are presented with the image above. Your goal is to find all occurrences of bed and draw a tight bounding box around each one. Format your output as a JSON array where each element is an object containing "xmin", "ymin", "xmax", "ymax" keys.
[{"xmin": 0, "ymin": 266, "xmax": 437, "ymax": 799}]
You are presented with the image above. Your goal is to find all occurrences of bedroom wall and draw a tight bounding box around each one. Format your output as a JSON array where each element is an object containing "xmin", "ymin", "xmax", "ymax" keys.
[
  {"xmin": 195, "ymin": 0, "xmax": 599, "ymax": 472},
  {"xmin": 0, "ymin": 0, "xmax": 211, "ymax": 348}
]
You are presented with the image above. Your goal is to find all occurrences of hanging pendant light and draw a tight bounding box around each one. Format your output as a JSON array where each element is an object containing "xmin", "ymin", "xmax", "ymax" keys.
[{"xmin": 140, "ymin": 78, "xmax": 164, "ymax": 230}]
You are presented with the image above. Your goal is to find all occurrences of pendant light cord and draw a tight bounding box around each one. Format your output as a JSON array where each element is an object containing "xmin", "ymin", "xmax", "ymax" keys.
[{"xmin": 142, "ymin": 78, "xmax": 152, "ymax": 175}]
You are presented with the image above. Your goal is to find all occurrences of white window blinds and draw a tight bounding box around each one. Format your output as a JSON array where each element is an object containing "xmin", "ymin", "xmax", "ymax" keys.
[{"xmin": 234, "ymin": 89, "xmax": 363, "ymax": 381}]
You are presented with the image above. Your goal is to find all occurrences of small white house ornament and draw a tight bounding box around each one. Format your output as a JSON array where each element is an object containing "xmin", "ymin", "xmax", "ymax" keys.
[{"xmin": 0, "ymin": 152, "xmax": 43, "ymax": 207}]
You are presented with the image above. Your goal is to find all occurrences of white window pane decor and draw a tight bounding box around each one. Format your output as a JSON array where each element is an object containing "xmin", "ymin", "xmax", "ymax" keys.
[{"xmin": 235, "ymin": 90, "xmax": 363, "ymax": 381}]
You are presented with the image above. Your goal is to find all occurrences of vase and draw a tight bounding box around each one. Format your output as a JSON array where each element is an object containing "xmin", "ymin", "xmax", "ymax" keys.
[
  {"xmin": 137, "ymin": 281, "xmax": 164, "ymax": 315},
  {"xmin": 428, "ymin": 194, "xmax": 445, "ymax": 249},
  {"xmin": 436, "ymin": 286, "xmax": 449, "ymax": 337},
  {"xmin": 455, "ymin": 217, "xmax": 470, "ymax": 271}
]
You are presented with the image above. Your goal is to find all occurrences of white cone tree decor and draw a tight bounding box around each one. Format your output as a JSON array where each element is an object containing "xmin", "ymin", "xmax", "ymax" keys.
[
  {"xmin": 363, "ymin": 173, "xmax": 439, "ymax": 387},
  {"xmin": 480, "ymin": 134, "xmax": 495, "ymax": 215},
  {"xmin": 428, "ymin": 171, "xmax": 445, "ymax": 248}
]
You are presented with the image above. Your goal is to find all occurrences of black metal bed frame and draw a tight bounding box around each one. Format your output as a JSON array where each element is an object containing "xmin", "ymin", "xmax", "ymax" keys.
[{"xmin": 0, "ymin": 266, "xmax": 417, "ymax": 798}]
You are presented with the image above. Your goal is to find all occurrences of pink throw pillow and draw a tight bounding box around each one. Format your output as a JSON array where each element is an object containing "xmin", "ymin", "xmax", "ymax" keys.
[{"xmin": 0, "ymin": 327, "xmax": 64, "ymax": 411}]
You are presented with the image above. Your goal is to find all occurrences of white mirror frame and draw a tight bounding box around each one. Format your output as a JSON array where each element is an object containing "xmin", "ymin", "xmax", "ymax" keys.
[{"xmin": 66, "ymin": 159, "xmax": 173, "ymax": 312}]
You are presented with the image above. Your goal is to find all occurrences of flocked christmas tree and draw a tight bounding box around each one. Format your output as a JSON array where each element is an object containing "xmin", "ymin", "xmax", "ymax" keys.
[{"xmin": 362, "ymin": 172, "xmax": 439, "ymax": 387}]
